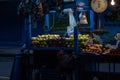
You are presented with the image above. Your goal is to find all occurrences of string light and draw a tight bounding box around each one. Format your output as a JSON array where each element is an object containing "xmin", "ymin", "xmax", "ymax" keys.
[{"xmin": 111, "ymin": 0, "xmax": 115, "ymax": 6}]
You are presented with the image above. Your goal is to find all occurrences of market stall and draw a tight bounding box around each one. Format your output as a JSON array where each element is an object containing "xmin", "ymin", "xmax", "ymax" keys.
[{"xmin": 15, "ymin": 0, "xmax": 120, "ymax": 80}]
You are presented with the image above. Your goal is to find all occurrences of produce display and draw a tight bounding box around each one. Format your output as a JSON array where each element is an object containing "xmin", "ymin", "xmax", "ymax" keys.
[
  {"xmin": 31, "ymin": 34, "xmax": 90, "ymax": 47},
  {"xmin": 31, "ymin": 33, "xmax": 120, "ymax": 55},
  {"xmin": 81, "ymin": 44, "xmax": 112, "ymax": 55},
  {"xmin": 81, "ymin": 43, "xmax": 120, "ymax": 55}
]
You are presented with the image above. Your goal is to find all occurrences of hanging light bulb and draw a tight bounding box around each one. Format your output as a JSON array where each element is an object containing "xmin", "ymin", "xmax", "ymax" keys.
[
  {"xmin": 111, "ymin": 0, "xmax": 115, "ymax": 6},
  {"xmin": 79, "ymin": 12, "xmax": 88, "ymax": 24}
]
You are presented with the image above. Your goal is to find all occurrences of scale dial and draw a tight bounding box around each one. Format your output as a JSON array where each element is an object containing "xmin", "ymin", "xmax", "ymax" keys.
[{"xmin": 91, "ymin": 0, "xmax": 108, "ymax": 13}]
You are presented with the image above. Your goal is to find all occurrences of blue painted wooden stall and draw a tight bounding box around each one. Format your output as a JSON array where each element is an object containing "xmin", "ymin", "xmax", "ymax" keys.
[
  {"xmin": 1, "ymin": 0, "xmax": 120, "ymax": 80},
  {"xmin": 1, "ymin": 0, "xmax": 119, "ymax": 52}
]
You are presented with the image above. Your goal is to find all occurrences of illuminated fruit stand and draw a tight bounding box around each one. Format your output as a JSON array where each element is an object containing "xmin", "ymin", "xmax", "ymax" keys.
[{"xmin": 17, "ymin": 0, "xmax": 120, "ymax": 80}]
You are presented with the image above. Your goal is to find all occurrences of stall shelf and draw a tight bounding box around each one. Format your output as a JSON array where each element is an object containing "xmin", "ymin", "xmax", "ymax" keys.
[
  {"xmin": 29, "ymin": 9, "xmax": 94, "ymax": 54},
  {"xmin": 76, "ymin": 54, "xmax": 120, "ymax": 80},
  {"xmin": 30, "ymin": 47, "xmax": 74, "ymax": 51}
]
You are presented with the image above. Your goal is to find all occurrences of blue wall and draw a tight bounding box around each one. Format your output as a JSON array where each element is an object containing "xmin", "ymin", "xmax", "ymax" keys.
[{"xmin": 104, "ymin": 26, "xmax": 120, "ymax": 36}]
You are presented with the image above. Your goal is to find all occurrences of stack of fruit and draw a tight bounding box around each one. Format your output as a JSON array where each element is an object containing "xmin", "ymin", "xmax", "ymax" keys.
[
  {"xmin": 105, "ymin": 44, "xmax": 120, "ymax": 55},
  {"xmin": 82, "ymin": 44, "xmax": 112, "ymax": 55},
  {"xmin": 31, "ymin": 34, "xmax": 62, "ymax": 47},
  {"xmin": 31, "ymin": 34, "xmax": 92, "ymax": 48},
  {"xmin": 64, "ymin": 34, "xmax": 91, "ymax": 47},
  {"xmin": 31, "ymin": 37, "xmax": 40, "ymax": 47}
]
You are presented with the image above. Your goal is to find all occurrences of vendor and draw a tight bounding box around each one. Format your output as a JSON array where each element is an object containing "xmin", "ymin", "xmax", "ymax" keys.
[
  {"xmin": 114, "ymin": 32, "xmax": 120, "ymax": 48},
  {"xmin": 106, "ymin": 32, "xmax": 120, "ymax": 49}
]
